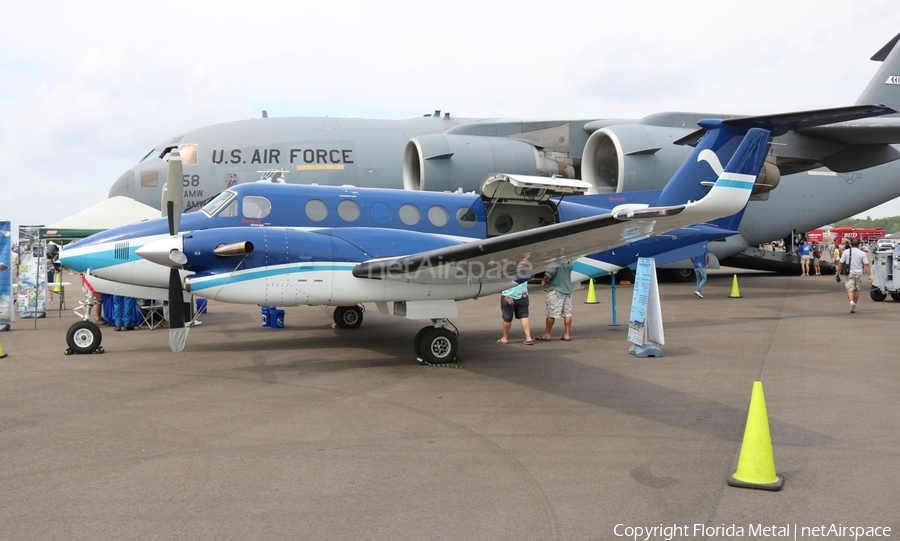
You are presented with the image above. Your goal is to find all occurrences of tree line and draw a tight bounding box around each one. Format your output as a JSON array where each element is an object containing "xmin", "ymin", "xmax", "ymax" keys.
[{"xmin": 835, "ymin": 216, "xmax": 900, "ymax": 234}]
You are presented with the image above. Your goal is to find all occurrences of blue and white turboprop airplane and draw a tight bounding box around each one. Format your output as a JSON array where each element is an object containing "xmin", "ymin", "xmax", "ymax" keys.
[{"xmin": 62, "ymin": 123, "xmax": 772, "ymax": 360}]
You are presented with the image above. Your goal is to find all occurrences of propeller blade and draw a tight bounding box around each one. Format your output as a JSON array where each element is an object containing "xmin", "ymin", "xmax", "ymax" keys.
[
  {"xmin": 168, "ymin": 267, "xmax": 187, "ymax": 352},
  {"xmin": 165, "ymin": 148, "xmax": 184, "ymax": 236}
]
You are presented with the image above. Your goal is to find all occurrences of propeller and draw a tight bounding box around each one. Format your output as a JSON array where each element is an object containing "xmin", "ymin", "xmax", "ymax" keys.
[{"xmin": 165, "ymin": 148, "xmax": 188, "ymax": 352}]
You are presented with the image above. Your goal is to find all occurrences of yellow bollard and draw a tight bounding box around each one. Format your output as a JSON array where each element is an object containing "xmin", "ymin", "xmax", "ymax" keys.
[
  {"xmin": 584, "ymin": 278, "xmax": 599, "ymax": 304},
  {"xmin": 727, "ymin": 381, "xmax": 784, "ymax": 490},
  {"xmin": 728, "ymin": 274, "xmax": 742, "ymax": 298}
]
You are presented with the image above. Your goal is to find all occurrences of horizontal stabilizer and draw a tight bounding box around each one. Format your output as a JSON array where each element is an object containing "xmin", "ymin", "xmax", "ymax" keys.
[{"xmin": 674, "ymin": 104, "xmax": 896, "ymax": 146}]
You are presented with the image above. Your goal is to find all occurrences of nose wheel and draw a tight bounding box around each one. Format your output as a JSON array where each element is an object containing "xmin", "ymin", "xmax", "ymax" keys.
[{"xmin": 64, "ymin": 320, "xmax": 105, "ymax": 355}]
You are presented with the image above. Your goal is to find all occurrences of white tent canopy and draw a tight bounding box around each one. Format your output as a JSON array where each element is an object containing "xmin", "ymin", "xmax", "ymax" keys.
[{"xmin": 41, "ymin": 196, "xmax": 159, "ymax": 239}]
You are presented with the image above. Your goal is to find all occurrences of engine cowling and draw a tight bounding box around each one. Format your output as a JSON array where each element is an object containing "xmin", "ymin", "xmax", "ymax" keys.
[
  {"xmin": 403, "ymin": 134, "xmax": 574, "ymax": 192},
  {"xmin": 582, "ymin": 124, "xmax": 780, "ymax": 197},
  {"xmin": 582, "ymin": 124, "xmax": 697, "ymax": 193}
]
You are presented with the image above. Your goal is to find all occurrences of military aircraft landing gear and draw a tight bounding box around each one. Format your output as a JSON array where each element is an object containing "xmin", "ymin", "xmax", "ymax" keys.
[
  {"xmin": 415, "ymin": 319, "xmax": 460, "ymax": 367},
  {"xmin": 333, "ymin": 305, "xmax": 364, "ymax": 329}
]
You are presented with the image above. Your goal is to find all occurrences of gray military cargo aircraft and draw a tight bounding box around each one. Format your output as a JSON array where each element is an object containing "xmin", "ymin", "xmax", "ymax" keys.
[{"xmin": 108, "ymin": 32, "xmax": 900, "ymax": 274}]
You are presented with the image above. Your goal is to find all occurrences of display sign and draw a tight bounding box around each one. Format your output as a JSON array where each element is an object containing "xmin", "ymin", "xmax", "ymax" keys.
[
  {"xmin": 16, "ymin": 225, "xmax": 47, "ymax": 319},
  {"xmin": 0, "ymin": 222, "xmax": 12, "ymax": 330},
  {"xmin": 627, "ymin": 257, "xmax": 665, "ymax": 347}
]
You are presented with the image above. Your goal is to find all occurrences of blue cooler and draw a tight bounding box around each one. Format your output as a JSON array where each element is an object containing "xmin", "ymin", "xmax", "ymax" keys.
[
  {"xmin": 195, "ymin": 298, "xmax": 208, "ymax": 314},
  {"xmin": 272, "ymin": 309, "xmax": 285, "ymax": 328}
]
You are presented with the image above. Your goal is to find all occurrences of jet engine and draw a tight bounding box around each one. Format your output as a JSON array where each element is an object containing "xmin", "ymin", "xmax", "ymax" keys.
[
  {"xmin": 403, "ymin": 134, "xmax": 574, "ymax": 192},
  {"xmin": 581, "ymin": 124, "xmax": 780, "ymax": 197}
]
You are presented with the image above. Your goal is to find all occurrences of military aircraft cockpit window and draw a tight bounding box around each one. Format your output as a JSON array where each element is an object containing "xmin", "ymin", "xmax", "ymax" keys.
[
  {"xmin": 428, "ymin": 206, "xmax": 449, "ymax": 227},
  {"xmin": 139, "ymin": 149, "xmax": 157, "ymax": 163},
  {"xmin": 456, "ymin": 207, "xmax": 477, "ymax": 228},
  {"xmin": 338, "ymin": 199, "xmax": 361, "ymax": 222},
  {"xmin": 201, "ymin": 190, "xmax": 237, "ymax": 217},
  {"xmin": 399, "ymin": 204, "xmax": 420, "ymax": 226},
  {"xmin": 305, "ymin": 199, "xmax": 328, "ymax": 222},
  {"xmin": 178, "ymin": 144, "xmax": 198, "ymax": 165},
  {"xmin": 242, "ymin": 196, "xmax": 272, "ymax": 219}
]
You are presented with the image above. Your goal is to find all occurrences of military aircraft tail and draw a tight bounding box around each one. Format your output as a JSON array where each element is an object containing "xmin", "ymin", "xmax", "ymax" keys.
[{"xmin": 856, "ymin": 33, "xmax": 900, "ymax": 111}]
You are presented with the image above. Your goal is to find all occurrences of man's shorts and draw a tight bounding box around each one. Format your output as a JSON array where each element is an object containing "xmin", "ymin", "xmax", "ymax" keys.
[
  {"xmin": 801, "ymin": 255, "xmax": 811, "ymax": 262},
  {"xmin": 844, "ymin": 273, "xmax": 864, "ymax": 292},
  {"xmin": 501, "ymin": 293, "xmax": 529, "ymax": 322},
  {"xmin": 545, "ymin": 289, "xmax": 572, "ymax": 319}
]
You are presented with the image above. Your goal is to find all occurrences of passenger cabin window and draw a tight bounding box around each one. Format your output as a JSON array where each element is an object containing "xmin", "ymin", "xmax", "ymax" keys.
[
  {"xmin": 456, "ymin": 207, "xmax": 477, "ymax": 228},
  {"xmin": 305, "ymin": 199, "xmax": 328, "ymax": 222},
  {"xmin": 338, "ymin": 199, "xmax": 361, "ymax": 222},
  {"xmin": 140, "ymin": 171, "xmax": 157, "ymax": 188},
  {"xmin": 399, "ymin": 204, "xmax": 420, "ymax": 225},
  {"xmin": 242, "ymin": 196, "xmax": 272, "ymax": 219},
  {"xmin": 428, "ymin": 206, "xmax": 449, "ymax": 227},
  {"xmin": 201, "ymin": 190, "xmax": 236, "ymax": 217}
]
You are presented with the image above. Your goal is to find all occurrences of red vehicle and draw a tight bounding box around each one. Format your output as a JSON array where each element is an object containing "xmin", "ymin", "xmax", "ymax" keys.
[{"xmin": 831, "ymin": 227, "xmax": 886, "ymax": 245}]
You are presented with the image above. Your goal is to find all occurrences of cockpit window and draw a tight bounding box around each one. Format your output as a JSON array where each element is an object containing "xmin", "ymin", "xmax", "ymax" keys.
[
  {"xmin": 139, "ymin": 149, "xmax": 157, "ymax": 163},
  {"xmin": 219, "ymin": 201, "xmax": 237, "ymax": 217},
  {"xmin": 201, "ymin": 190, "xmax": 236, "ymax": 217},
  {"xmin": 242, "ymin": 196, "xmax": 272, "ymax": 219},
  {"xmin": 179, "ymin": 144, "xmax": 198, "ymax": 165}
]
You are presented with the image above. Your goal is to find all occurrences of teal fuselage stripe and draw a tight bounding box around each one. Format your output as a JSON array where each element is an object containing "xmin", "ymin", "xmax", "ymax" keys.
[{"xmin": 190, "ymin": 264, "xmax": 356, "ymax": 291}]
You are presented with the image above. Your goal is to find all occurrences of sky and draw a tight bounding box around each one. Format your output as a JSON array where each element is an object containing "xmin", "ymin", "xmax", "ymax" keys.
[{"xmin": 2, "ymin": 0, "xmax": 900, "ymax": 240}]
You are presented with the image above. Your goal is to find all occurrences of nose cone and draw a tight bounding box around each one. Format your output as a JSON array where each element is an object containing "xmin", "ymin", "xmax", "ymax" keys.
[
  {"xmin": 108, "ymin": 168, "xmax": 137, "ymax": 199},
  {"xmin": 136, "ymin": 235, "xmax": 185, "ymax": 267}
]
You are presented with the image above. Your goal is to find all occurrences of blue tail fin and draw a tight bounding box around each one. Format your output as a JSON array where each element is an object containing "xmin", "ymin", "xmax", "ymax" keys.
[{"xmin": 655, "ymin": 120, "xmax": 750, "ymax": 207}]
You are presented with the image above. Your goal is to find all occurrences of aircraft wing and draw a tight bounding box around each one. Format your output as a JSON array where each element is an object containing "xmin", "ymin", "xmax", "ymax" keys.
[{"xmin": 352, "ymin": 204, "xmax": 707, "ymax": 285}]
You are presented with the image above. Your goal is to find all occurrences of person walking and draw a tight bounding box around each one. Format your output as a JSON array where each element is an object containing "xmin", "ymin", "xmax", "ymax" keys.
[
  {"xmin": 536, "ymin": 262, "xmax": 574, "ymax": 341},
  {"xmin": 834, "ymin": 238, "xmax": 873, "ymax": 313},
  {"xmin": 797, "ymin": 239, "xmax": 812, "ymax": 276},
  {"xmin": 498, "ymin": 280, "xmax": 534, "ymax": 345},
  {"xmin": 691, "ymin": 244, "xmax": 710, "ymax": 298}
]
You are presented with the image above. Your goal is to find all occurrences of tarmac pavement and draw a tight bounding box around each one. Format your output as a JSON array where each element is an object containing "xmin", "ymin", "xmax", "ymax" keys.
[{"xmin": 0, "ymin": 270, "xmax": 897, "ymax": 540}]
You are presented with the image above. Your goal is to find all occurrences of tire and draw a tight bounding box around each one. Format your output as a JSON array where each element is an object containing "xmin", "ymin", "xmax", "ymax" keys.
[
  {"xmin": 419, "ymin": 328, "xmax": 457, "ymax": 364},
  {"xmin": 333, "ymin": 306, "xmax": 363, "ymax": 329},
  {"xmin": 66, "ymin": 320, "xmax": 102, "ymax": 354},
  {"xmin": 413, "ymin": 327, "xmax": 430, "ymax": 357},
  {"xmin": 891, "ymin": 293, "xmax": 900, "ymax": 302},
  {"xmin": 670, "ymin": 268, "xmax": 695, "ymax": 282},
  {"xmin": 870, "ymin": 287, "xmax": 887, "ymax": 302}
]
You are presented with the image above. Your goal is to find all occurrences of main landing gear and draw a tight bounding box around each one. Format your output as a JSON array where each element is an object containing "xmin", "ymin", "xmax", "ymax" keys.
[
  {"xmin": 414, "ymin": 319, "xmax": 460, "ymax": 366},
  {"xmin": 333, "ymin": 305, "xmax": 364, "ymax": 329}
]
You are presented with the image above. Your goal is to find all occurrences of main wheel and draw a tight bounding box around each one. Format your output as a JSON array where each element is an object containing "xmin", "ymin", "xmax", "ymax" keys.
[
  {"xmin": 870, "ymin": 287, "xmax": 887, "ymax": 302},
  {"xmin": 413, "ymin": 327, "xmax": 430, "ymax": 357},
  {"xmin": 66, "ymin": 320, "xmax": 102, "ymax": 354},
  {"xmin": 419, "ymin": 328, "xmax": 457, "ymax": 364},
  {"xmin": 333, "ymin": 306, "xmax": 363, "ymax": 329},
  {"xmin": 670, "ymin": 268, "xmax": 695, "ymax": 282},
  {"xmin": 891, "ymin": 293, "xmax": 900, "ymax": 302}
]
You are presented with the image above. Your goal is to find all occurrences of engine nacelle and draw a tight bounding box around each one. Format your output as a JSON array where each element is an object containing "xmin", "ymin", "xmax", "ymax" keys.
[
  {"xmin": 403, "ymin": 134, "xmax": 574, "ymax": 192},
  {"xmin": 581, "ymin": 124, "xmax": 697, "ymax": 193},
  {"xmin": 751, "ymin": 161, "xmax": 780, "ymax": 200}
]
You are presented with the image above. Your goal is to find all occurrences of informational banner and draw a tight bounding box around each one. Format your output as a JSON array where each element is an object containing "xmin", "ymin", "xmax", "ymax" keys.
[
  {"xmin": 16, "ymin": 225, "xmax": 47, "ymax": 319},
  {"xmin": 627, "ymin": 257, "xmax": 665, "ymax": 346},
  {"xmin": 0, "ymin": 222, "xmax": 12, "ymax": 330}
]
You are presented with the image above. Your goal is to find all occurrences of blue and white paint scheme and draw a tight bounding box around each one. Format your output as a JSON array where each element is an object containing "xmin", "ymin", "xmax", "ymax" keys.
[{"xmin": 59, "ymin": 124, "xmax": 769, "ymax": 360}]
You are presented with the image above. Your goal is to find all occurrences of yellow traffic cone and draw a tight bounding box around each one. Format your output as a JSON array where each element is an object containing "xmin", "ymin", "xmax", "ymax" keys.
[
  {"xmin": 727, "ymin": 381, "xmax": 784, "ymax": 491},
  {"xmin": 584, "ymin": 278, "xmax": 599, "ymax": 304},
  {"xmin": 0, "ymin": 338, "xmax": 6, "ymax": 359},
  {"xmin": 728, "ymin": 274, "xmax": 742, "ymax": 298}
]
